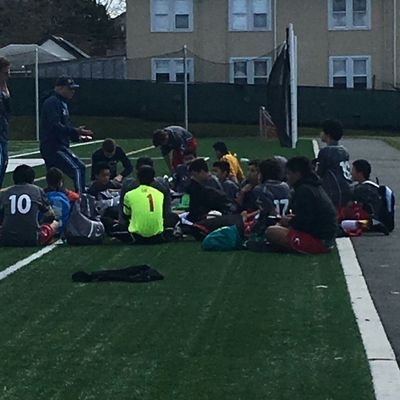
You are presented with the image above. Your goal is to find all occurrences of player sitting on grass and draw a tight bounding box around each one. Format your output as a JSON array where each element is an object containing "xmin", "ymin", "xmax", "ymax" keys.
[
  {"xmin": 187, "ymin": 158, "xmax": 232, "ymax": 222},
  {"xmin": 90, "ymin": 138, "xmax": 133, "ymax": 185},
  {"xmin": 173, "ymin": 150, "xmax": 197, "ymax": 193},
  {"xmin": 236, "ymin": 160, "xmax": 260, "ymax": 212},
  {"xmin": 44, "ymin": 167, "xmax": 75, "ymax": 234},
  {"xmin": 338, "ymin": 159, "xmax": 390, "ymax": 235},
  {"xmin": 119, "ymin": 157, "xmax": 176, "ymax": 230},
  {"xmin": 315, "ymin": 119, "xmax": 352, "ymax": 210},
  {"xmin": 265, "ymin": 156, "xmax": 337, "ymax": 254},
  {"xmin": 212, "ymin": 160, "xmax": 239, "ymax": 203},
  {"xmin": 87, "ymin": 162, "xmax": 121, "ymax": 233},
  {"xmin": 88, "ymin": 162, "xmax": 121, "ymax": 198},
  {"xmin": 153, "ymin": 125, "xmax": 198, "ymax": 173},
  {"xmin": 0, "ymin": 165, "xmax": 59, "ymax": 246},
  {"xmin": 123, "ymin": 165, "xmax": 165, "ymax": 244},
  {"xmin": 213, "ymin": 141, "xmax": 244, "ymax": 183},
  {"xmin": 245, "ymin": 159, "xmax": 291, "ymax": 249}
]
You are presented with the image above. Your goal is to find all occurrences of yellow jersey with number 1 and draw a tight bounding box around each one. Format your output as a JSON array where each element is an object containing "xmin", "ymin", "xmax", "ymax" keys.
[{"xmin": 123, "ymin": 185, "xmax": 164, "ymax": 237}]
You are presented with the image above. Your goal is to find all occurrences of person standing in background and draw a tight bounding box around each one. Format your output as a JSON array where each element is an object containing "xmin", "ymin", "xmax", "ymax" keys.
[
  {"xmin": 0, "ymin": 57, "xmax": 11, "ymax": 188},
  {"xmin": 40, "ymin": 77, "xmax": 93, "ymax": 193}
]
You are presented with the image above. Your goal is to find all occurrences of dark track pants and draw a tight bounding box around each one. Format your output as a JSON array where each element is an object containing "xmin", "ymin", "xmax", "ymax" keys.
[
  {"xmin": 42, "ymin": 147, "xmax": 86, "ymax": 193},
  {"xmin": 0, "ymin": 141, "xmax": 8, "ymax": 189}
]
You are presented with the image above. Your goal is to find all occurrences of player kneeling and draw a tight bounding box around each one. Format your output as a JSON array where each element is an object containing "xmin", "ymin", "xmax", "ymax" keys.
[
  {"xmin": 123, "ymin": 166, "xmax": 165, "ymax": 244},
  {"xmin": 0, "ymin": 165, "xmax": 59, "ymax": 246},
  {"xmin": 266, "ymin": 157, "xmax": 337, "ymax": 254}
]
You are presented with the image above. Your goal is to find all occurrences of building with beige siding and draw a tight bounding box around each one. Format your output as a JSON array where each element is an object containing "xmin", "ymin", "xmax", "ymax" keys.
[{"xmin": 126, "ymin": 0, "xmax": 400, "ymax": 90}]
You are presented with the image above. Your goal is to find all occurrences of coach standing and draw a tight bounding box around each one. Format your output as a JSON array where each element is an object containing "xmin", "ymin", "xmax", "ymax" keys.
[
  {"xmin": 0, "ymin": 57, "xmax": 11, "ymax": 189},
  {"xmin": 40, "ymin": 77, "xmax": 93, "ymax": 193}
]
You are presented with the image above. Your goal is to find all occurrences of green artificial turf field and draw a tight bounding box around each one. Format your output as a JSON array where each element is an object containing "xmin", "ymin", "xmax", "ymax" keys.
[{"xmin": 0, "ymin": 138, "xmax": 375, "ymax": 400}]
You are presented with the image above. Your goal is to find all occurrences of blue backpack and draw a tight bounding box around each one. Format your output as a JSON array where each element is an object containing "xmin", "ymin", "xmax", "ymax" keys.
[{"xmin": 202, "ymin": 225, "xmax": 243, "ymax": 251}]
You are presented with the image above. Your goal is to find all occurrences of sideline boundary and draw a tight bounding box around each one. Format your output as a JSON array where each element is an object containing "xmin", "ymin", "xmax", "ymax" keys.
[
  {"xmin": 312, "ymin": 139, "xmax": 400, "ymax": 400},
  {"xmin": 9, "ymin": 140, "xmax": 103, "ymax": 159},
  {"xmin": 0, "ymin": 241, "xmax": 60, "ymax": 282}
]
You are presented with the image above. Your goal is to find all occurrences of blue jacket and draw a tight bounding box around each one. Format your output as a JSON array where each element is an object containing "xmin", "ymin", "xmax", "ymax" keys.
[{"xmin": 39, "ymin": 93, "xmax": 80, "ymax": 152}]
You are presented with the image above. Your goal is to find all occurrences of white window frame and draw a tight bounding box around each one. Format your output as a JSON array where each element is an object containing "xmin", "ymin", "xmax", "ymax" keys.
[
  {"xmin": 328, "ymin": 0, "xmax": 371, "ymax": 30},
  {"xmin": 329, "ymin": 56, "xmax": 372, "ymax": 89},
  {"xmin": 151, "ymin": 58, "xmax": 194, "ymax": 83},
  {"xmin": 229, "ymin": 0, "xmax": 272, "ymax": 32},
  {"xmin": 151, "ymin": 0, "xmax": 193, "ymax": 32},
  {"xmin": 229, "ymin": 57, "xmax": 272, "ymax": 84}
]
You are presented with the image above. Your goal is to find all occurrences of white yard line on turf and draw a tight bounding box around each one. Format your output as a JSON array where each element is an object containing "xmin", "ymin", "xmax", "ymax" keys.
[
  {"xmin": 30, "ymin": 145, "xmax": 155, "ymax": 183},
  {"xmin": 312, "ymin": 138, "xmax": 400, "ymax": 400},
  {"xmin": 0, "ymin": 241, "xmax": 61, "ymax": 282},
  {"xmin": 9, "ymin": 140, "xmax": 103, "ymax": 159}
]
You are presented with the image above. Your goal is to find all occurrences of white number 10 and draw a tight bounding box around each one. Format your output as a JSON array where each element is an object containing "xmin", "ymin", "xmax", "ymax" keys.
[{"xmin": 9, "ymin": 194, "xmax": 32, "ymax": 215}]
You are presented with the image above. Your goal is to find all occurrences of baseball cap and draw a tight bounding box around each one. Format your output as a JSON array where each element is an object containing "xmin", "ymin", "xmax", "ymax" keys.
[{"xmin": 55, "ymin": 77, "xmax": 80, "ymax": 89}]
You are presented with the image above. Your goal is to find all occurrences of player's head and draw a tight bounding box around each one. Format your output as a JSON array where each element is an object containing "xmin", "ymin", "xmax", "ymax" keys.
[
  {"xmin": 286, "ymin": 156, "xmax": 313, "ymax": 186},
  {"xmin": 137, "ymin": 165, "xmax": 155, "ymax": 185},
  {"xmin": 213, "ymin": 142, "xmax": 229, "ymax": 158},
  {"xmin": 259, "ymin": 159, "xmax": 282, "ymax": 183},
  {"xmin": 183, "ymin": 149, "xmax": 197, "ymax": 165},
  {"xmin": 46, "ymin": 167, "xmax": 64, "ymax": 190},
  {"xmin": 153, "ymin": 129, "xmax": 169, "ymax": 147},
  {"xmin": 273, "ymin": 155, "xmax": 288, "ymax": 181},
  {"xmin": 136, "ymin": 157, "xmax": 154, "ymax": 172},
  {"xmin": 93, "ymin": 162, "xmax": 111, "ymax": 185},
  {"xmin": 352, "ymin": 159, "xmax": 371, "ymax": 182},
  {"xmin": 13, "ymin": 164, "xmax": 35, "ymax": 185},
  {"xmin": 102, "ymin": 139, "xmax": 116, "ymax": 158},
  {"xmin": 320, "ymin": 119, "xmax": 343, "ymax": 143},
  {"xmin": 247, "ymin": 160, "xmax": 260, "ymax": 185},
  {"xmin": 0, "ymin": 57, "xmax": 10, "ymax": 82},
  {"xmin": 188, "ymin": 158, "xmax": 209, "ymax": 183},
  {"xmin": 212, "ymin": 160, "xmax": 230, "ymax": 182},
  {"xmin": 54, "ymin": 77, "xmax": 79, "ymax": 100}
]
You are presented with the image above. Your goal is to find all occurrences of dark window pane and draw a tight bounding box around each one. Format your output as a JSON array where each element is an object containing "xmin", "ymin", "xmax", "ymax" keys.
[
  {"xmin": 156, "ymin": 73, "xmax": 170, "ymax": 83},
  {"xmin": 175, "ymin": 14, "xmax": 189, "ymax": 29},
  {"xmin": 353, "ymin": 0, "xmax": 367, "ymax": 12},
  {"xmin": 254, "ymin": 77, "xmax": 268, "ymax": 85},
  {"xmin": 176, "ymin": 73, "xmax": 190, "ymax": 82},
  {"xmin": 234, "ymin": 78, "xmax": 248, "ymax": 84},
  {"xmin": 333, "ymin": 0, "xmax": 346, "ymax": 11},
  {"xmin": 353, "ymin": 76, "xmax": 367, "ymax": 89},
  {"xmin": 333, "ymin": 76, "xmax": 347, "ymax": 88},
  {"xmin": 253, "ymin": 13, "xmax": 267, "ymax": 28}
]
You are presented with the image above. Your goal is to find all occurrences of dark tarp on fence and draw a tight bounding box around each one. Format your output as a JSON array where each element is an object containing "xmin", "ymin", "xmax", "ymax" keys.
[{"xmin": 8, "ymin": 78, "xmax": 400, "ymax": 130}]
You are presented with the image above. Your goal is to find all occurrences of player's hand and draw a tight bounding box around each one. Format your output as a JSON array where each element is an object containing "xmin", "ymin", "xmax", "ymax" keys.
[
  {"xmin": 241, "ymin": 184, "xmax": 253, "ymax": 193},
  {"xmin": 78, "ymin": 126, "xmax": 94, "ymax": 137},
  {"xmin": 279, "ymin": 215, "xmax": 293, "ymax": 227},
  {"xmin": 113, "ymin": 175, "xmax": 123, "ymax": 183},
  {"xmin": 79, "ymin": 135, "xmax": 92, "ymax": 142}
]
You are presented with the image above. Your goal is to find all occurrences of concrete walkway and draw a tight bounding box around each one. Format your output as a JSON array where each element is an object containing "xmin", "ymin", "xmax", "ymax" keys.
[{"xmin": 341, "ymin": 138, "xmax": 400, "ymax": 363}]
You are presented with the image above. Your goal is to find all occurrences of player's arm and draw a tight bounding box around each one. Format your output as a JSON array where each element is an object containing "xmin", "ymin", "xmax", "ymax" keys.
[
  {"xmin": 44, "ymin": 99, "xmax": 80, "ymax": 141},
  {"xmin": 118, "ymin": 148, "xmax": 133, "ymax": 181},
  {"xmin": 0, "ymin": 194, "xmax": 4, "ymax": 225},
  {"xmin": 39, "ymin": 195, "xmax": 55, "ymax": 224},
  {"xmin": 315, "ymin": 148, "xmax": 328, "ymax": 177},
  {"xmin": 123, "ymin": 197, "xmax": 132, "ymax": 217}
]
